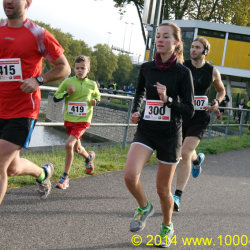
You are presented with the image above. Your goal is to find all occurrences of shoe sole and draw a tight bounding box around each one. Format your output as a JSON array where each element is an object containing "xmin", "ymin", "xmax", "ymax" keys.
[
  {"xmin": 130, "ymin": 207, "xmax": 155, "ymax": 232},
  {"xmin": 174, "ymin": 202, "xmax": 179, "ymax": 212},
  {"xmin": 55, "ymin": 183, "xmax": 69, "ymax": 190},
  {"xmin": 37, "ymin": 181, "xmax": 51, "ymax": 199},
  {"xmin": 86, "ymin": 169, "xmax": 94, "ymax": 175},
  {"xmin": 155, "ymin": 231, "xmax": 175, "ymax": 248}
]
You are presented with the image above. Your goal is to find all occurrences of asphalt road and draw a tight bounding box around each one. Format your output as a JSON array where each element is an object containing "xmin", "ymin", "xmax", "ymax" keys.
[{"xmin": 0, "ymin": 148, "xmax": 249, "ymax": 250}]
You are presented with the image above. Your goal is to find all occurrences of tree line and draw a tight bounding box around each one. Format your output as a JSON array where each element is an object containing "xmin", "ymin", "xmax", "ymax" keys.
[
  {"xmin": 113, "ymin": 0, "xmax": 249, "ymax": 43},
  {"xmin": 35, "ymin": 21, "xmax": 138, "ymax": 90}
]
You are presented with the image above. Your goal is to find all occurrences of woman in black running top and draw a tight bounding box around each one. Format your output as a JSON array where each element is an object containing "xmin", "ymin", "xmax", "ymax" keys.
[{"xmin": 124, "ymin": 22, "xmax": 194, "ymax": 247}]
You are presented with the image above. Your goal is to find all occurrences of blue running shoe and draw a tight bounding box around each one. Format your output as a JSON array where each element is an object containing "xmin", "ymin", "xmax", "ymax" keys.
[
  {"xmin": 192, "ymin": 153, "xmax": 205, "ymax": 178},
  {"xmin": 173, "ymin": 194, "xmax": 181, "ymax": 212}
]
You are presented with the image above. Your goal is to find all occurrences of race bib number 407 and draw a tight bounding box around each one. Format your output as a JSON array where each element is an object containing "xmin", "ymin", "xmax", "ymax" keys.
[
  {"xmin": 194, "ymin": 96, "xmax": 208, "ymax": 110},
  {"xmin": 143, "ymin": 100, "xmax": 171, "ymax": 121},
  {"xmin": 68, "ymin": 102, "xmax": 88, "ymax": 116},
  {"xmin": 0, "ymin": 58, "xmax": 22, "ymax": 82}
]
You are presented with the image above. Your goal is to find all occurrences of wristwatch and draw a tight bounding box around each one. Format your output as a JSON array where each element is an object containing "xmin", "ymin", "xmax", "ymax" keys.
[
  {"xmin": 35, "ymin": 75, "xmax": 44, "ymax": 85},
  {"xmin": 165, "ymin": 96, "xmax": 173, "ymax": 107}
]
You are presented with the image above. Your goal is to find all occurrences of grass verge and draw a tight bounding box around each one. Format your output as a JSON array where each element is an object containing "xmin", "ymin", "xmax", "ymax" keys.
[{"xmin": 8, "ymin": 135, "xmax": 250, "ymax": 189}]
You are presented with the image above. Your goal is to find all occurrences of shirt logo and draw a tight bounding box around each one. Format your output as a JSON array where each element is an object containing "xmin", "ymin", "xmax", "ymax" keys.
[{"xmin": 4, "ymin": 37, "xmax": 14, "ymax": 40}]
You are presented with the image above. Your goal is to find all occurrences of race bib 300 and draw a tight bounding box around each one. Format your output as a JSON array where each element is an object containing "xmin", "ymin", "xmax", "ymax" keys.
[{"xmin": 143, "ymin": 100, "xmax": 171, "ymax": 121}]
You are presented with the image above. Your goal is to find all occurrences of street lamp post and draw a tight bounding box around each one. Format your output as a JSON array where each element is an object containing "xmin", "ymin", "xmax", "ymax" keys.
[
  {"xmin": 122, "ymin": 22, "xmax": 129, "ymax": 53},
  {"xmin": 128, "ymin": 23, "xmax": 135, "ymax": 53},
  {"xmin": 107, "ymin": 32, "xmax": 112, "ymax": 47}
]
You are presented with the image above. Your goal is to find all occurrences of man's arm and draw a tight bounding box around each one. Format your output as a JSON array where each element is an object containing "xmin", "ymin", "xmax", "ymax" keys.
[
  {"xmin": 42, "ymin": 54, "xmax": 71, "ymax": 84},
  {"xmin": 20, "ymin": 54, "xmax": 71, "ymax": 93},
  {"xmin": 209, "ymin": 67, "xmax": 225, "ymax": 111}
]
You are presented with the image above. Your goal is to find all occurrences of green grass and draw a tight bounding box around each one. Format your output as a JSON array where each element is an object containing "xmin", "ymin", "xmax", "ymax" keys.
[
  {"xmin": 197, "ymin": 134, "xmax": 250, "ymax": 154},
  {"xmin": 8, "ymin": 135, "xmax": 250, "ymax": 189}
]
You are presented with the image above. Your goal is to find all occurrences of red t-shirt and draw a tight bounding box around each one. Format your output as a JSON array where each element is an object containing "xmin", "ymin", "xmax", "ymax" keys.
[{"xmin": 0, "ymin": 19, "xmax": 64, "ymax": 119}]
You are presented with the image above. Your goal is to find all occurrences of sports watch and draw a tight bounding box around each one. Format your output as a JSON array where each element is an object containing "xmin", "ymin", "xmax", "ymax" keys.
[
  {"xmin": 165, "ymin": 96, "xmax": 173, "ymax": 107},
  {"xmin": 35, "ymin": 75, "xmax": 44, "ymax": 85}
]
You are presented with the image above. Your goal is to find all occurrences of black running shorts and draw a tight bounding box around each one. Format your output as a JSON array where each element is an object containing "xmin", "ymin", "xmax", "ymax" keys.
[
  {"xmin": 0, "ymin": 118, "xmax": 36, "ymax": 148},
  {"xmin": 182, "ymin": 111, "xmax": 210, "ymax": 140},
  {"xmin": 132, "ymin": 127, "xmax": 182, "ymax": 164}
]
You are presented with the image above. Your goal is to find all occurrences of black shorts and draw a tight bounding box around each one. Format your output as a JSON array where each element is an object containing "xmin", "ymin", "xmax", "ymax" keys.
[
  {"xmin": 0, "ymin": 118, "xmax": 36, "ymax": 148},
  {"xmin": 132, "ymin": 127, "xmax": 182, "ymax": 164},
  {"xmin": 182, "ymin": 111, "xmax": 210, "ymax": 140}
]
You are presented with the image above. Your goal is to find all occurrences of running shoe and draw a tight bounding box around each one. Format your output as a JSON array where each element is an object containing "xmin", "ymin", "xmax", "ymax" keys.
[
  {"xmin": 130, "ymin": 201, "xmax": 154, "ymax": 232},
  {"xmin": 192, "ymin": 153, "xmax": 205, "ymax": 178},
  {"xmin": 155, "ymin": 223, "xmax": 174, "ymax": 248},
  {"xmin": 36, "ymin": 163, "xmax": 54, "ymax": 199},
  {"xmin": 173, "ymin": 194, "xmax": 181, "ymax": 212},
  {"xmin": 55, "ymin": 175, "xmax": 69, "ymax": 190},
  {"xmin": 85, "ymin": 151, "xmax": 95, "ymax": 175}
]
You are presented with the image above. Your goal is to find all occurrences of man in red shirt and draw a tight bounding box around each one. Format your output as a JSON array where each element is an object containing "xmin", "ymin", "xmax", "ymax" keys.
[{"xmin": 0, "ymin": 0, "xmax": 71, "ymax": 205}]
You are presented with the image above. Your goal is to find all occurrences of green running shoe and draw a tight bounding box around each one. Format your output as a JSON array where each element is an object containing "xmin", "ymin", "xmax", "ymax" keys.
[
  {"xmin": 129, "ymin": 201, "xmax": 154, "ymax": 232},
  {"xmin": 155, "ymin": 223, "xmax": 174, "ymax": 248}
]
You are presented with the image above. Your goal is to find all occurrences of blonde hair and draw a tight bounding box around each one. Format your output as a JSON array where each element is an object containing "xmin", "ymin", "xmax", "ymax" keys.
[
  {"xmin": 74, "ymin": 55, "xmax": 90, "ymax": 68},
  {"xmin": 158, "ymin": 22, "xmax": 184, "ymax": 63}
]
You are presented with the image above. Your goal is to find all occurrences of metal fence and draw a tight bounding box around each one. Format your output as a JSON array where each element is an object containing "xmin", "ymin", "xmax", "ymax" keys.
[
  {"xmin": 207, "ymin": 106, "xmax": 250, "ymax": 139},
  {"xmin": 39, "ymin": 86, "xmax": 250, "ymax": 147}
]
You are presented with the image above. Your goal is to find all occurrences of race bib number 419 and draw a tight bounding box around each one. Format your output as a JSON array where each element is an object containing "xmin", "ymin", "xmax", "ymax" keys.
[
  {"xmin": 143, "ymin": 100, "xmax": 171, "ymax": 121},
  {"xmin": 0, "ymin": 58, "xmax": 22, "ymax": 82},
  {"xmin": 68, "ymin": 102, "xmax": 88, "ymax": 116}
]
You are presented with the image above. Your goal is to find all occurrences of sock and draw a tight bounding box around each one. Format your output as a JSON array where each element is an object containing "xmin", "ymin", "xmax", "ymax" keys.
[
  {"xmin": 63, "ymin": 173, "xmax": 69, "ymax": 178},
  {"xmin": 86, "ymin": 155, "xmax": 91, "ymax": 162},
  {"xmin": 193, "ymin": 155, "xmax": 200, "ymax": 165},
  {"xmin": 142, "ymin": 201, "xmax": 150, "ymax": 211},
  {"xmin": 175, "ymin": 189, "xmax": 183, "ymax": 198},
  {"xmin": 37, "ymin": 168, "xmax": 46, "ymax": 182}
]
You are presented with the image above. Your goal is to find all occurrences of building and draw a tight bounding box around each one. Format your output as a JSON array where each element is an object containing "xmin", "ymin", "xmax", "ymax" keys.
[{"xmin": 163, "ymin": 20, "xmax": 250, "ymax": 106}]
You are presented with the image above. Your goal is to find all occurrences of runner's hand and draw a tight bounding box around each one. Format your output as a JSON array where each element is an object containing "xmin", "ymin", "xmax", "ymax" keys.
[
  {"xmin": 155, "ymin": 82, "xmax": 167, "ymax": 103},
  {"xmin": 67, "ymin": 85, "xmax": 75, "ymax": 94},
  {"xmin": 19, "ymin": 78, "xmax": 39, "ymax": 93},
  {"xmin": 91, "ymin": 99, "xmax": 97, "ymax": 106},
  {"xmin": 131, "ymin": 112, "xmax": 140, "ymax": 124},
  {"xmin": 208, "ymin": 99, "xmax": 219, "ymax": 112}
]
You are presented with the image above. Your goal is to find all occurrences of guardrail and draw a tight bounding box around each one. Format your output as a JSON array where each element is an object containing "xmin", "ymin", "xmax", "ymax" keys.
[
  {"xmin": 39, "ymin": 86, "xmax": 135, "ymax": 149},
  {"xmin": 207, "ymin": 106, "xmax": 250, "ymax": 139},
  {"xmin": 39, "ymin": 86, "xmax": 250, "ymax": 147}
]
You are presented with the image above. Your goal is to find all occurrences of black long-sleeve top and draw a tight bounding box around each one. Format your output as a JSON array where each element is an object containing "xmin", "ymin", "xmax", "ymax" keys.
[{"xmin": 132, "ymin": 60, "xmax": 194, "ymax": 136}]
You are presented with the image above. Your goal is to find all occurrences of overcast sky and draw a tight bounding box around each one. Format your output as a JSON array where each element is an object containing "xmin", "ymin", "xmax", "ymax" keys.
[{"xmin": 0, "ymin": 0, "xmax": 145, "ymax": 62}]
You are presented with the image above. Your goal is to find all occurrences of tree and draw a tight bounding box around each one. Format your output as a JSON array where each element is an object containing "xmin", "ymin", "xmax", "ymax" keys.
[
  {"xmin": 113, "ymin": 54, "xmax": 134, "ymax": 87},
  {"xmin": 230, "ymin": 0, "xmax": 250, "ymax": 26},
  {"xmin": 92, "ymin": 44, "xmax": 118, "ymax": 83},
  {"xmin": 113, "ymin": 0, "xmax": 249, "ymax": 45},
  {"xmin": 34, "ymin": 21, "xmax": 94, "ymax": 82},
  {"xmin": 113, "ymin": 0, "xmax": 146, "ymax": 43}
]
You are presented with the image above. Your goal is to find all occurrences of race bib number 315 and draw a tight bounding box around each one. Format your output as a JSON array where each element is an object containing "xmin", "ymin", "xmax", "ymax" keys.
[
  {"xmin": 143, "ymin": 100, "xmax": 171, "ymax": 121},
  {"xmin": 0, "ymin": 58, "xmax": 22, "ymax": 82},
  {"xmin": 68, "ymin": 102, "xmax": 88, "ymax": 116}
]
